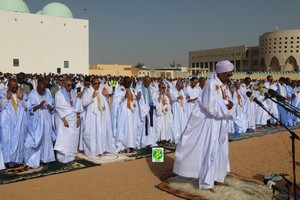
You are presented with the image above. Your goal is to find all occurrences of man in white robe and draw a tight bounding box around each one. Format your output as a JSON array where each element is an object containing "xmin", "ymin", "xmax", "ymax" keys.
[
  {"xmin": 264, "ymin": 75, "xmax": 279, "ymax": 125},
  {"xmin": 239, "ymin": 77, "xmax": 256, "ymax": 131},
  {"xmin": 0, "ymin": 79, "xmax": 27, "ymax": 167},
  {"xmin": 112, "ymin": 77, "xmax": 141, "ymax": 153},
  {"xmin": 232, "ymin": 80, "xmax": 247, "ymax": 134},
  {"xmin": 25, "ymin": 79, "xmax": 55, "ymax": 167},
  {"xmin": 154, "ymin": 82, "xmax": 173, "ymax": 143},
  {"xmin": 135, "ymin": 76, "xmax": 157, "ymax": 148},
  {"xmin": 276, "ymin": 77, "xmax": 290, "ymax": 126},
  {"xmin": 170, "ymin": 80, "xmax": 188, "ymax": 144},
  {"xmin": 184, "ymin": 77, "xmax": 200, "ymax": 119},
  {"xmin": 82, "ymin": 78, "xmax": 115, "ymax": 157},
  {"xmin": 173, "ymin": 60, "xmax": 235, "ymax": 189},
  {"xmin": 54, "ymin": 78, "xmax": 83, "ymax": 163}
]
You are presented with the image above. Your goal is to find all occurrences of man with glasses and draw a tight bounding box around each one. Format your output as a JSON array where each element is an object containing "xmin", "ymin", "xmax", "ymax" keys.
[
  {"xmin": 54, "ymin": 77, "xmax": 83, "ymax": 163},
  {"xmin": 82, "ymin": 77, "xmax": 115, "ymax": 157},
  {"xmin": 174, "ymin": 60, "xmax": 235, "ymax": 190},
  {"xmin": 0, "ymin": 78, "xmax": 27, "ymax": 168},
  {"xmin": 155, "ymin": 82, "xmax": 173, "ymax": 144}
]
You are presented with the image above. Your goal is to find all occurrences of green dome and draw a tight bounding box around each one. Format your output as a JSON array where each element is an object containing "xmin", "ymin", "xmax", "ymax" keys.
[
  {"xmin": 0, "ymin": 0, "xmax": 30, "ymax": 13},
  {"xmin": 41, "ymin": 2, "xmax": 73, "ymax": 18}
]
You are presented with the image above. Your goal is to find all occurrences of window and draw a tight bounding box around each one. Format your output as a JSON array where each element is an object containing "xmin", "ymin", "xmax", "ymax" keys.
[
  {"xmin": 64, "ymin": 61, "xmax": 69, "ymax": 68},
  {"xmin": 13, "ymin": 59, "xmax": 19, "ymax": 67}
]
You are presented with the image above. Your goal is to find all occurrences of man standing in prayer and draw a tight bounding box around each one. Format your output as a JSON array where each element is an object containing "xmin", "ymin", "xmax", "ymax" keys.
[
  {"xmin": 0, "ymin": 78, "xmax": 28, "ymax": 167},
  {"xmin": 173, "ymin": 60, "xmax": 235, "ymax": 189},
  {"xmin": 25, "ymin": 79, "xmax": 55, "ymax": 167},
  {"xmin": 135, "ymin": 76, "xmax": 157, "ymax": 148},
  {"xmin": 240, "ymin": 77, "xmax": 256, "ymax": 131},
  {"xmin": 155, "ymin": 82, "xmax": 173, "ymax": 143},
  {"xmin": 264, "ymin": 75, "xmax": 279, "ymax": 125},
  {"xmin": 184, "ymin": 77, "xmax": 200, "ymax": 119},
  {"xmin": 54, "ymin": 77, "xmax": 83, "ymax": 163},
  {"xmin": 16, "ymin": 72, "xmax": 33, "ymax": 95},
  {"xmin": 82, "ymin": 78, "xmax": 115, "ymax": 157},
  {"xmin": 170, "ymin": 80, "xmax": 188, "ymax": 144},
  {"xmin": 112, "ymin": 77, "xmax": 141, "ymax": 153}
]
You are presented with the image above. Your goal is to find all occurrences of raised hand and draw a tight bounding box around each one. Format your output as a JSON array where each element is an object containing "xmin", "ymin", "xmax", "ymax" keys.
[
  {"xmin": 102, "ymin": 87, "xmax": 108, "ymax": 97},
  {"xmin": 17, "ymin": 88, "xmax": 23, "ymax": 100},
  {"xmin": 6, "ymin": 90, "xmax": 12, "ymax": 100},
  {"xmin": 92, "ymin": 90, "xmax": 97, "ymax": 98}
]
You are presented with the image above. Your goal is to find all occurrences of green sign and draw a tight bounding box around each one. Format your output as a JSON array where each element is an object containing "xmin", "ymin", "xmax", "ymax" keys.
[{"xmin": 152, "ymin": 148, "xmax": 164, "ymax": 162}]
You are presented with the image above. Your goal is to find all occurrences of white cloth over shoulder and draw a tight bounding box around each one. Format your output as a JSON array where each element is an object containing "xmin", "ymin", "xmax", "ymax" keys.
[{"xmin": 173, "ymin": 73, "xmax": 235, "ymax": 189}]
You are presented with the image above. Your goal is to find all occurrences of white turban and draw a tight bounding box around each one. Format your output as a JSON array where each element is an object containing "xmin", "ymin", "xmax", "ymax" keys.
[{"xmin": 216, "ymin": 60, "xmax": 234, "ymax": 74}]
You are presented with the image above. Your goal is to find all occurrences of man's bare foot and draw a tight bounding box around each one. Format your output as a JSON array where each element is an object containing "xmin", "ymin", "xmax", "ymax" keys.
[{"xmin": 214, "ymin": 181, "xmax": 228, "ymax": 186}]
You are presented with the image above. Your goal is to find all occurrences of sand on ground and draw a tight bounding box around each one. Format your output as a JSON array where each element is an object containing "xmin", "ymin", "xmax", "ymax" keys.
[{"xmin": 0, "ymin": 129, "xmax": 299, "ymax": 200}]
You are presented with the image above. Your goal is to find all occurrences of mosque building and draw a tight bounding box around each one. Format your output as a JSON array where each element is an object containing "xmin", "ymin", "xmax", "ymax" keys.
[{"xmin": 0, "ymin": 0, "xmax": 89, "ymax": 74}]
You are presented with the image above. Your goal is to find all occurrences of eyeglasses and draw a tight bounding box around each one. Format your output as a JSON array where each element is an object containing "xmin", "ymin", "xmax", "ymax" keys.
[
  {"xmin": 161, "ymin": 87, "xmax": 166, "ymax": 89},
  {"xmin": 66, "ymin": 84, "xmax": 72, "ymax": 87},
  {"xmin": 58, "ymin": 79, "xmax": 64, "ymax": 82},
  {"xmin": 93, "ymin": 83, "xmax": 100, "ymax": 85}
]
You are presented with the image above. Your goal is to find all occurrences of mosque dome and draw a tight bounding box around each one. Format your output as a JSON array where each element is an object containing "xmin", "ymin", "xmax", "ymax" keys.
[
  {"xmin": 0, "ymin": 0, "xmax": 30, "ymax": 13},
  {"xmin": 41, "ymin": 2, "xmax": 73, "ymax": 18}
]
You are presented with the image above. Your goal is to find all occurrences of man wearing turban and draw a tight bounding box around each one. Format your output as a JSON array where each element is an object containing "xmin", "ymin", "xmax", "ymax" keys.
[{"xmin": 173, "ymin": 60, "xmax": 236, "ymax": 189}]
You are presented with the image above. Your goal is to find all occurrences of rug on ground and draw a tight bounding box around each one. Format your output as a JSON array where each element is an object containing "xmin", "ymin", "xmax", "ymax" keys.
[
  {"xmin": 157, "ymin": 173, "xmax": 283, "ymax": 200},
  {"xmin": 0, "ymin": 158, "xmax": 97, "ymax": 184},
  {"xmin": 229, "ymin": 123, "xmax": 300, "ymax": 142},
  {"xmin": 0, "ymin": 144, "xmax": 176, "ymax": 185}
]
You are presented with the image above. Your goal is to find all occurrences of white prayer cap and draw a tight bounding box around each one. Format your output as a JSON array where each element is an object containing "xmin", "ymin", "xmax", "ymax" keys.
[{"xmin": 216, "ymin": 60, "xmax": 234, "ymax": 74}]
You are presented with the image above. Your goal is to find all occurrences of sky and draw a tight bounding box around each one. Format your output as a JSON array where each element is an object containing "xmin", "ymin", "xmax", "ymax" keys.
[{"xmin": 25, "ymin": 0, "xmax": 300, "ymax": 68}]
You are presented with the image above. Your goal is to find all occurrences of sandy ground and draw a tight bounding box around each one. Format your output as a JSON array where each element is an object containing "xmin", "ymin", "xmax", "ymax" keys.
[{"xmin": 0, "ymin": 129, "xmax": 299, "ymax": 200}]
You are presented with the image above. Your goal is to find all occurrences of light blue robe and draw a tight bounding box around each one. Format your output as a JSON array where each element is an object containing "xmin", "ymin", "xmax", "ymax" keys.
[
  {"xmin": 277, "ymin": 84, "xmax": 293, "ymax": 126},
  {"xmin": 0, "ymin": 89, "xmax": 28, "ymax": 164},
  {"xmin": 24, "ymin": 89, "xmax": 55, "ymax": 167}
]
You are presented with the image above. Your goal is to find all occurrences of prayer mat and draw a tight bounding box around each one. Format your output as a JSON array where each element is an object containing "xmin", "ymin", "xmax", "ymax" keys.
[
  {"xmin": 0, "ymin": 158, "xmax": 98, "ymax": 185},
  {"xmin": 157, "ymin": 173, "xmax": 283, "ymax": 200},
  {"xmin": 229, "ymin": 123, "xmax": 300, "ymax": 142},
  {"xmin": 76, "ymin": 153, "xmax": 135, "ymax": 165},
  {"xmin": 77, "ymin": 146, "xmax": 175, "ymax": 165}
]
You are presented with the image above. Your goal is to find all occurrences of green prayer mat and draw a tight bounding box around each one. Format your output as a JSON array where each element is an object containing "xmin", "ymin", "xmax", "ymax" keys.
[{"xmin": 0, "ymin": 158, "xmax": 98, "ymax": 185}]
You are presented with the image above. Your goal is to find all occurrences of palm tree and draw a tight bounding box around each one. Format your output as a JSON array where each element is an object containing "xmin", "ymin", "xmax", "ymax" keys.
[
  {"xmin": 134, "ymin": 62, "xmax": 144, "ymax": 68},
  {"xmin": 170, "ymin": 61, "xmax": 182, "ymax": 69}
]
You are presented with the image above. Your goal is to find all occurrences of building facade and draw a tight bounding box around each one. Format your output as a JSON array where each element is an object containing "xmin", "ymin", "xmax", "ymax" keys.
[
  {"xmin": 189, "ymin": 29, "xmax": 300, "ymax": 74},
  {"xmin": 0, "ymin": 1, "xmax": 89, "ymax": 74},
  {"xmin": 89, "ymin": 64, "xmax": 132, "ymax": 76},
  {"xmin": 259, "ymin": 30, "xmax": 300, "ymax": 72}
]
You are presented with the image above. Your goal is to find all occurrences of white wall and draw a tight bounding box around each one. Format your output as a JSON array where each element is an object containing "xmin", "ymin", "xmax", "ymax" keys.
[{"xmin": 0, "ymin": 10, "xmax": 89, "ymax": 74}]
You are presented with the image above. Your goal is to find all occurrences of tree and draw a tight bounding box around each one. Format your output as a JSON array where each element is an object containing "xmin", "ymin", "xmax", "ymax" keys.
[
  {"xmin": 170, "ymin": 61, "xmax": 182, "ymax": 69},
  {"xmin": 134, "ymin": 62, "xmax": 144, "ymax": 68}
]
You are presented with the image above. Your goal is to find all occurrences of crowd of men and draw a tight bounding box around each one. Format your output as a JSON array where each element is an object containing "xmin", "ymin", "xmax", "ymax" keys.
[{"xmin": 0, "ymin": 70, "xmax": 299, "ymax": 170}]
